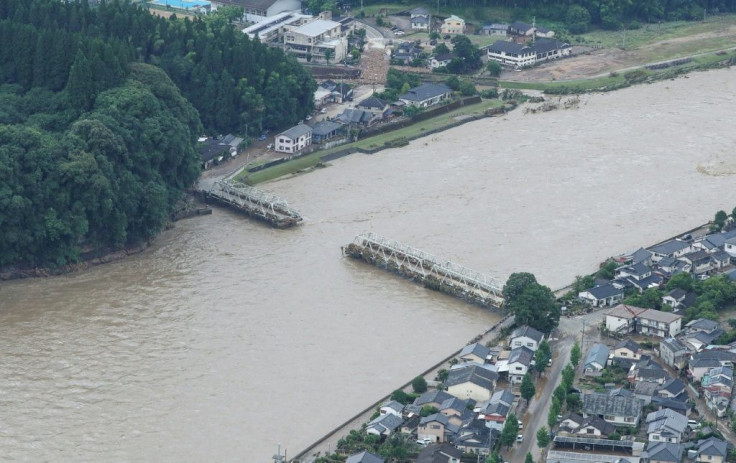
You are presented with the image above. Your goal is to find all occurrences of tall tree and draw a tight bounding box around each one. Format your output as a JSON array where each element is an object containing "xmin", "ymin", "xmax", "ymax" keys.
[
  {"xmin": 500, "ymin": 413, "xmax": 519, "ymax": 449},
  {"xmin": 536, "ymin": 426, "xmax": 550, "ymax": 448},
  {"xmin": 570, "ymin": 341, "xmax": 582, "ymax": 368},
  {"xmin": 520, "ymin": 373, "xmax": 536, "ymax": 403},
  {"xmin": 503, "ymin": 273, "xmax": 560, "ymax": 333}
]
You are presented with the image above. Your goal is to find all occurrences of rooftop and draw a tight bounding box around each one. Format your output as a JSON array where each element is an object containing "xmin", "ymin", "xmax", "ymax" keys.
[
  {"xmin": 399, "ymin": 83, "xmax": 452, "ymax": 102},
  {"xmin": 605, "ymin": 304, "xmax": 648, "ymax": 319},
  {"xmin": 291, "ymin": 19, "xmax": 341, "ymax": 37},
  {"xmin": 511, "ymin": 325, "xmax": 544, "ymax": 343},
  {"xmin": 279, "ymin": 123, "xmax": 312, "ymax": 139}
]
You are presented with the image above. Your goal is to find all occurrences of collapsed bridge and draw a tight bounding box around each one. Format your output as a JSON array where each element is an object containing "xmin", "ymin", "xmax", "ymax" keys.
[{"xmin": 342, "ymin": 232, "xmax": 505, "ymax": 309}]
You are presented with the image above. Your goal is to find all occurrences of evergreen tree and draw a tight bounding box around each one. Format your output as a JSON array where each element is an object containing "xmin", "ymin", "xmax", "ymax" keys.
[
  {"xmin": 66, "ymin": 49, "xmax": 94, "ymax": 110},
  {"xmin": 570, "ymin": 341, "xmax": 582, "ymax": 368},
  {"xmin": 520, "ymin": 373, "xmax": 536, "ymax": 403}
]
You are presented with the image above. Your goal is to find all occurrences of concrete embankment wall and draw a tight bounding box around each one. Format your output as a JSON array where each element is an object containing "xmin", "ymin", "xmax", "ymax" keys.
[{"xmin": 289, "ymin": 314, "xmax": 513, "ymax": 463}]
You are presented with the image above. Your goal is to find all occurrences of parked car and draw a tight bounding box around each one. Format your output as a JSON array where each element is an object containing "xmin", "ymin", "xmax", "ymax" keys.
[
  {"xmin": 258, "ymin": 134, "xmax": 267, "ymax": 141},
  {"xmin": 266, "ymin": 143, "xmax": 273, "ymax": 150},
  {"xmin": 394, "ymin": 30, "xmax": 405, "ymax": 35},
  {"xmin": 320, "ymin": 108, "xmax": 327, "ymax": 114},
  {"xmin": 516, "ymin": 434, "xmax": 523, "ymax": 443}
]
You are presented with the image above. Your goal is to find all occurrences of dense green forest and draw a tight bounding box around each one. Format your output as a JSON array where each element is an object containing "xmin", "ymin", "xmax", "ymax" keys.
[
  {"xmin": 323, "ymin": 0, "xmax": 736, "ymax": 30},
  {"xmin": 0, "ymin": 0, "xmax": 317, "ymax": 267}
]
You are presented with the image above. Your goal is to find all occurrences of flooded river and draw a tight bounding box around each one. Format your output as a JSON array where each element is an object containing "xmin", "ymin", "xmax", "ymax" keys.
[{"xmin": 1, "ymin": 68, "xmax": 735, "ymax": 461}]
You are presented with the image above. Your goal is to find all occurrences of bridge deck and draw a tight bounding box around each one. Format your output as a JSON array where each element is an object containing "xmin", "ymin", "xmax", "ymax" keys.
[
  {"xmin": 344, "ymin": 232, "xmax": 504, "ymax": 309},
  {"xmin": 205, "ymin": 180, "xmax": 302, "ymax": 228}
]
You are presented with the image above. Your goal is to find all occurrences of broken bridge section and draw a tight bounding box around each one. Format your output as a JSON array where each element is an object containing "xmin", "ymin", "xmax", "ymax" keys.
[
  {"xmin": 205, "ymin": 180, "xmax": 303, "ymax": 228},
  {"xmin": 342, "ymin": 232, "xmax": 505, "ymax": 309}
]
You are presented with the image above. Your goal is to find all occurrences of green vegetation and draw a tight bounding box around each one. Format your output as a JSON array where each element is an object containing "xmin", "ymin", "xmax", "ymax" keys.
[
  {"xmin": 534, "ymin": 339, "xmax": 552, "ymax": 374},
  {"xmin": 317, "ymin": 429, "xmax": 414, "ymax": 462},
  {"xmin": 412, "ymin": 375, "xmax": 428, "ymax": 393},
  {"xmin": 521, "ymin": 372, "xmax": 536, "ymax": 402},
  {"xmin": 503, "ymin": 272, "xmax": 561, "ymax": 333},
  {"xmin": 570, "ymin": 341, "xmax": 582, "ymax": 368},
  {"xmin": 0, "ymin": 0, "xmax": 316, "ymax": 267},
  {"xmin": 500, "ymin": 413, "xmax": 519, "ymax": 448},
  {"xmin": 238, "ymin": 98, "xmax": 504, "ymax": 184},
  {"xmin": 537, "ymin": 426, "xmax": 551, "ymax": 447},
  {"xmin": 525, "ymin": 452, "xmax": 535, "ymax": 463}
]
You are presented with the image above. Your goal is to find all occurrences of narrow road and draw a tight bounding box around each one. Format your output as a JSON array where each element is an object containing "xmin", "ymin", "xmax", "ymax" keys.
[{"xmin": 505, "ymin": 310, "xmax": 606, "ymax": 462}]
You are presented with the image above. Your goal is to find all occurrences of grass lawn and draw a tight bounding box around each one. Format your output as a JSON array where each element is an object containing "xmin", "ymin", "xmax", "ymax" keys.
[
  {"xmin": 360, "ymin": 2, "xmax": 421, "ymax": 16},
  {"xmin": 238, "ymin": 99, "xmax": 503, "ymax": 184},
  {"xmin": 576, "ymin": 14, "xmax": 736, "ymax": 50}
]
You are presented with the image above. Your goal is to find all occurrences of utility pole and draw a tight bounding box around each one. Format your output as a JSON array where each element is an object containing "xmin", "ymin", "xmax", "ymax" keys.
[
  {"xmin": 622, "ymin": 27, "xmax": 626, "ymax": 49},
  {"xmin": 581, "ymin": 319, "xmax": 586, "ymax": 348}
]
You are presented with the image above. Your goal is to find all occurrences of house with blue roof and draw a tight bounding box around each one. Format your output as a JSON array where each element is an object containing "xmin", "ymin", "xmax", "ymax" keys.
[{"xmin": 584, "ymin": 343, "xmax": 610, "ymax": 376}]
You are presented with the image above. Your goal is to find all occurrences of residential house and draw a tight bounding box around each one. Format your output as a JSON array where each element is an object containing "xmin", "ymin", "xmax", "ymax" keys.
[
  {"xmin": 616, "ymin": 262, "xmax": 652, "ymax": 281},
  {"xmin": 400, "ymin": 415, "xmax": 420, "ymax": 435},
  {"xmin": 694, "ymin": 436, "xmax": 728, "ymax": 463},
  {"xmin": 631, "ymin": 248, "xmax": 654, "ymax": 265},
  {"xmin": 574, "ymin": 416, "xmax": 616, "ymax": 437},
  {"xmin": 477, "ymin": 389, "xmax": 514, "ymax": 431},
  {"xmin": 283, "ymin": 18, "xmax": 348, "ymax": 63},
  {"xmin": 445, "ymin": 364, "xmax": 498, "ymax": 402},
  {"xmin": 582, "ymin": 390, "xmax": 643, "ymax": 427},
  {"xmin": 644, "ymin": 442, "xmax": 684, "ymax": 463},
  {"xmin": 414, "ymin": 390, "xmax": 454, "ymax": 409},
  {"xmin": 711, "ymin": 250, "xmax": 731, "ymax": 269},
  {"xmin": 198, "ymin": 138, "xmax": 231, "ymax": 170},
  {"xmin": 646, "ymin": 408, "xmax": 687, "ymax": 443},
  {"xmin": 311, "ymin": 120, "xmax": 343, "ymax": 144},
  {"xmin": 398, "ymin": 83, "xmax": 453, "ymax": 108},
  {"xmin": 346, "ymin": 450, "xmax": 384, "ymax": 463},
  {"xmin": 330, "ymin": 82, "xmax": 354, "ymax": 103},
  {"xmin": 509, "ymin": 21, "xmax": 534, "ymax": 36},
  {"xmin": 634, "ymin": 381, "xmax": 660, "ymax": 405},
  {"xmin": 366, "ymin": 413, "xmax": 403, "ymax": 437},
  {"xmin": 611, "ymin": 339, "xmax": 642, "ymax": 368},
  {"xmin": 679, "ymin": 250, "xmax": 714, "ymax": 276},
  {"xmin": 392, "ymin": 41, "xmax": 423, "ymax": 64},
  {"xmin": 649, "ymin": 240, "xmax": 692, "ymax": 262},
  {"xmin": 507, "ymin": 346, "xmax": 534, "ymax": 384},
  {"xmin": 702, "ymin": 366, "xmax": 733, "ymax": 417},
  {"xmin": 615, "ymin": 261, "xmax": 663, "ymax": 293},
  {"xmin": 681, "ymin": 328, "xmax": 725, "ymax": 353},
  {"xmin": 480, "ymin": 24, "xmax": 508, "ymax": 36},
  {"xmin": 226, "ymin": 0, "xmax": 301, "ymax": 19},
  {"xmin": 509, "ymin": 325, "xmax": 545, "ymax": 351},
  {"xmin": 336, "ymin": 108, "xmax": 379, "ymax": 127},
  {"xmin": 458, "ymin": 343, "xmax": 491, "ymax": 364},
  {"xmin": 380, "ymin": 400, "xmax": 404, "ymax": 417},
  {"xmin": 486, "ymin": 41, "xmax": 536, "ymax": 68},
  {"xmin": 454, "ymin": 419, "xmax": 492, "ymax": 455},
  {"xmin": 584, "ymin": 343, "xmax": 610, "ymax": 376},
  {"xmin": 692, "ymin": 230, "xmax": 736, "ymax": 254},
  {"xmin": 605, "ymin": 304, "xmax": 648, "ymax": 334},
  {"xmin": 686, "ymin": 318, "xmax": 720, "ymax": 334},
  {"xmin": 637, "ymin": 310, "xmax": 682, "ymax": 338},
  {"xmin": 440, "ymin": 15, "xmax": 465, "ymax": 35},
  {"xmin": 657, "ymin": 378, "xmax": 687, "ymax": 399},
  {"xmin": 629, "ymin": 357, "xmax": 669, "ymax": 385},
  {"xmin": 689, "ymin": 351, "xmax": 736, "ymax": 382},
  {"xmin": 438, "ymin": 397, "xmax": 473, "ymax": 426},
  {"xmin": 558, "ymin": 413, "xmax": 585, "ymax": 434},
  {"xmin": 410, "ymin": 7, "xmax": 431, "ymax": 31},
  {"xmin": 417, "ymin": 413, "xmax": 459, "ymax": 443},
  {"xmin": 416, "ymin": 443, "xmax": 462, "ymax": 463},
  {"xmin": 655, "ymin": 256, "xmax": 691, "ymax": 277},
  {"xmin": 275, "ymin": 124, "xmax": 312, "ymax": 154},
  {"xmin": 662, "ymin": 288, "xmax": 687, "ymax": 310},
  {"xmin": 429, "ymin": 53, "xmax": 455, "ymax": 69},
  {"xmin": 579, "ymin": 284, "xmax": 625, "ymax": 307},
  {"xmin": 726, "ymin": 237, "xmax": 736, "ymax": 258},
  {"xmin": 356, "ymin": 96, "xmax": 391, "ymax": 120},
  {"xmin": 658, "ymin": 337, "xmax": 690, "ymax": 370}
]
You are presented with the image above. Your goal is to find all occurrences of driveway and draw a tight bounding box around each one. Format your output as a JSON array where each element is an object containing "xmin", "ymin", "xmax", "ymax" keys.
[{"xmin": 504, "ymin": 310, "xmax": 605, "ymax": 462}]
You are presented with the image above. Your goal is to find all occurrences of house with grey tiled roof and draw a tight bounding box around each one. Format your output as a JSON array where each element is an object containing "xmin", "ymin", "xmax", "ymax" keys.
[
  {"xmin": 414, "ymin": 390, "xmax": 454, "ymax": 408},
  {"xmin": 649, "ymin": 240, "xmax": 692, "ymax": 262},
  {"xmin": 398, "ymin": 83, "xmax": 453, "ymax": 108},
  {"xmin": 643, "ymin": 441, "xmax": 684, "ymax": 462},
  {"xmin": 275, "ymin": 123, "xmax": 312, "ymax": 153},
  {"xmin": 445, "ymin": 364, "xmax": 498, "ymax": 402},
  {"xmin": 311, "ymin": 120, "xmax": 343, "ymax": 143},
  {"xmin": 417, "ymin": 443, "xmax": 462, "ymax": 463},
  {"xmin": 695, "ymin": 436, "xmax": 728, "ymax": 463},
  {"xmin": 582, "ymin": 390, "xmax": 643, "ymax": 427},
  {"xmin": 507, "ymin": 346, "xmax": 534, "ymax": 384},
  {"xmin": 366, "ymin": 412, "xmax": 403, "ymax": 437},
  {"xmin": 380, "ymin": 400, "xmax": 404, "ymax": 417},
  {"xmin": 646, "ymin": 408, "xmax": 688, "ymax": 443},
  {"xmin": 611, "ymin": 339, "xmax": 642, "ymax": 368},
  {"xmin": 579, "ymin": 284, "xmax": 624, "ymax": 307},
  {"xmin": 346, "ymin": 450, "xmax": 384, "ymax": 463},
  {"xmin": 688, "ymin": 350, "xmax": 736, "ymax": 381},
  {"xmin": 477, "ymin": 389, "xmax": 514, "ymax": 431},
  {"xmin": 459, "ymin": 343, "xmax": 491, "ymax": 364},
  {"xmin": 510, "ymin": 325, "xmax": 545, "ymax": 351},
  {"xmin": 418, "ymin": 413, "xmax": 459, "ymax": 443}
]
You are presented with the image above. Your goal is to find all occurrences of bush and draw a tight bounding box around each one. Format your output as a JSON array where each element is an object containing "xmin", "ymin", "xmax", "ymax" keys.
[
  {"xmin": 385, "ymin": 137, "xmax": 409, "ymax": 148},
  {"xmin": 623, "ymin": 69, "xmax": 648, "ymax": 83},
  {"xmin": 629, "ymin": 20, "xmax": 641, "ymax": 30},
  {"xmin": 480, "ymin": 88, "xmax": 499, "ymax": 99},
  {"xmin": 412, "ymin": 376, "xmax": 428, "ymax": 393},
  {"xmin": 458, "ymin": 80, "xmax": 477, "ymax": 96}
]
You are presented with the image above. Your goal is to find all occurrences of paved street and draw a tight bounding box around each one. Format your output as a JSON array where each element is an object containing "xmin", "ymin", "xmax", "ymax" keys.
[{"xmin": 504, "ymin": 310, "xmax": 605, "ymax": 462}]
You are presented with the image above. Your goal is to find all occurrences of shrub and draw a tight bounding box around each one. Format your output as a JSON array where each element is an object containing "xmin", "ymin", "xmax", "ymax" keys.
[{"xmin": 480, "ymin": 88, "xmax": 499, "ymax": 99}]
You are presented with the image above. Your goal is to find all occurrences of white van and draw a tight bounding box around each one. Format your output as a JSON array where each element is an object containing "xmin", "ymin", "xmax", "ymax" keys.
[{"xmin": 687, "ymin": 419, "xmax": 700, "ymax": 428}]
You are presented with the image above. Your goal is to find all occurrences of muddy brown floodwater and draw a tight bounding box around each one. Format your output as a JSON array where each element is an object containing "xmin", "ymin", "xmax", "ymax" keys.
[{"xmin": 1, "ymin": 68, "xmax": 735, "ymax": 462}]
